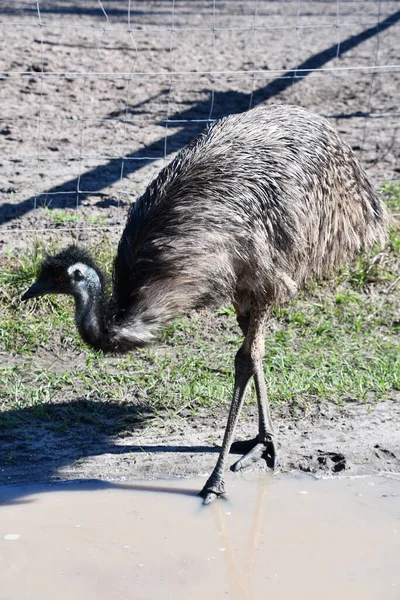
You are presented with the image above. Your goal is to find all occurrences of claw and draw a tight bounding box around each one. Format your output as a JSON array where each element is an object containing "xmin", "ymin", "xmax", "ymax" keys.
[
  {"xmin": 268, "ymin": 441, "xmax": 278, "ymax": 470},
  {"xmin": 202, "ymin": 491, "xmax": 218, "ymax": 505},
  {"xmin": 199, "ymin": 477, "xmax": 228, "ymax": 504}
]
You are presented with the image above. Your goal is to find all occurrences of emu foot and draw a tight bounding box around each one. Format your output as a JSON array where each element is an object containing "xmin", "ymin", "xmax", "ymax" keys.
[
  {"xmin": 230, "ymin": 436, "xmax": 278, "ymax": 472},
  {"xmin": 199, "ymin": 476, "xmax": 228, "ymax": 505}
]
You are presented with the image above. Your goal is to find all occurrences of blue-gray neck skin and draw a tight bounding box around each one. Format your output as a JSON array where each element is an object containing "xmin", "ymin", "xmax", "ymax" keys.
[{"xmin": 68, "ymin": 262, "xmax": 108, "ymax": 351}]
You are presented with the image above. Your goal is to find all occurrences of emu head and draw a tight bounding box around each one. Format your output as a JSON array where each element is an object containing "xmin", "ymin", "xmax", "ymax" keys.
[{"xmin": 21, "ymin": 245, "xmax": 104, "ymax": 302}]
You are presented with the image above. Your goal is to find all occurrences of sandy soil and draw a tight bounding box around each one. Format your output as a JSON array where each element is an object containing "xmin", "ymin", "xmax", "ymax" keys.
[
  {"xmin": 0, "ymin": 2, "xmax": 399, "ymax": 487},
  {"xmin": 0, "ymin": 0, "xmax": 399, "ymax": 251}
]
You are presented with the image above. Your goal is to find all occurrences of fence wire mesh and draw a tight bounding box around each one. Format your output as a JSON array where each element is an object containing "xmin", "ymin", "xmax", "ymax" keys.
[{"xmin": 0, "ymin": 0, "xmax": 399, "ymax": 240}]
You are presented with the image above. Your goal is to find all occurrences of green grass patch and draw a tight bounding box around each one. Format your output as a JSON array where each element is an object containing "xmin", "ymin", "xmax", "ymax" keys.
[
  {"xmin": 44, "ymin": 207, "xmax": 107, "ymax": 225},
  {"xmin": 0, "ymin": 185, "xmax": 399, "ymax": 424},
  {"xmin": 381, "ymin": 181, "xmax": 400, "ymax": 212}
]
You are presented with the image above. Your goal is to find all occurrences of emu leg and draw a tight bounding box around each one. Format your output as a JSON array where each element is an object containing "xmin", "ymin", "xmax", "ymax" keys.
[
  {"xmin": 230, "ymin": 364, "xmax": 277, "ymax": 471},
  {"xmin": 199, "ymin": 346, "xmax": 254, "ymax": 505},
  {"xmin": 230, "ymin": 312, "xmax": 277, "ymax": 471}
]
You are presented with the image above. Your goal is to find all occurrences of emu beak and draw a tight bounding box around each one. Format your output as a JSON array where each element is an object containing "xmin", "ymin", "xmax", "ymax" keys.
[{"xmin": 21, "ymin": 281, "xmax": 55, "ymax": 301}]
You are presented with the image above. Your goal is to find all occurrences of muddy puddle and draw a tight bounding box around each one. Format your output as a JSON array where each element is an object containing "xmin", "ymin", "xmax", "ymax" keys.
[{"xmin": 1, "ymin": 474, "xmax": 399, "ymax": 600}]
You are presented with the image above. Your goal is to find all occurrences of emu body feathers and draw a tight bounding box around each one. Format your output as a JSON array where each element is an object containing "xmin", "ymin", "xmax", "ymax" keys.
[{"xmin": 109, "ymin": 104, "xmax": 387, "ymax": 351}]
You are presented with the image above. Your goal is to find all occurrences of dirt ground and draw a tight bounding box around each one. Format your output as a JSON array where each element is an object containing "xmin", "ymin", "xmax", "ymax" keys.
[
  {"xmin": 1, "ymin": 387, "xmax": 399, "ymax": 486},
  {"xmin": 0, "ymin": 1, "xmax": 399, "ymax": 487},
  {"xmin": 0, "ymin": 0, "xmax": 399, "ymax": 250}
]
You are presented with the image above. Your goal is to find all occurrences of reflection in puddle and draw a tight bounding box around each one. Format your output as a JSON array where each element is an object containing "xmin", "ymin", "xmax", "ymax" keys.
[
  {"xmin": 211, "ymin": 474, "xmax": 271, "ymax": 600},
  {"xmin": 0, "ymin": 474, "xmax": 399, "ymax": 599}
]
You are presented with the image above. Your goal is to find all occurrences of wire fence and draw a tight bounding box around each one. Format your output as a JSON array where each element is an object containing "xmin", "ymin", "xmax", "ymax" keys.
[{"xmin": 0, "ymin": 0, "xmax": 399, "ymax": 239}]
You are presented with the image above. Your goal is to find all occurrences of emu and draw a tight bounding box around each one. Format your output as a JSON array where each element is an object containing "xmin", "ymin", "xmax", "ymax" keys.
[{"xmin": 22, "ymin": 105, "xmax": 388, "ymax": 504}]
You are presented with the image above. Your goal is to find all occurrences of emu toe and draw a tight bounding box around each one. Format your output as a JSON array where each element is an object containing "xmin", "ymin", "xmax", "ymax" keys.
[
  {"xmin": 199, "ymin": 477, "xmax": 228, "ymax": 505},
  {"xmin": 230, "ymin": 437, "xmax": 278, "ymax": 472}
]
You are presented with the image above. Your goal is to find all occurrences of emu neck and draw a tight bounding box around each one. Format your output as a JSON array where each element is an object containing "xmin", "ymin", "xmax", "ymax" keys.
[{"xmin": 72, "ymin": 270, "xmax": 107, "ymax": 351}]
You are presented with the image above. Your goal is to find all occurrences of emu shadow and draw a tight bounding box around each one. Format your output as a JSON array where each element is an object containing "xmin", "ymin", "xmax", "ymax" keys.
[
  {"xmin": 0, "ymin": 479, "xmax": 201, "ymax": 508},
  {"xmin": 1, "ymin": 8, "xmax": 399, "ymax": 225},
  {"xmin": 0, "ymin": 398, "xmax": 219, "ymax": 504}
]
